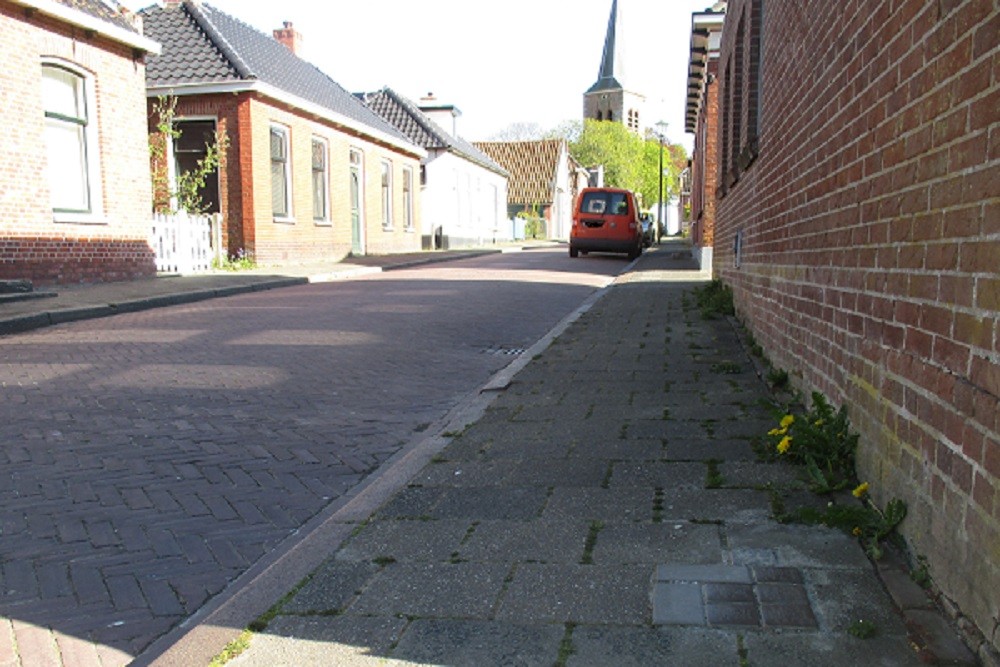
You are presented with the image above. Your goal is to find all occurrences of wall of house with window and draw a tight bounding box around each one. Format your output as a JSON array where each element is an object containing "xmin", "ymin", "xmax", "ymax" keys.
[
  {"xmin": 422, "ymin": 150, "xmax": 508, "ymax": 249},
  {"xmin": 246, "ymin": 98, "xmax": 422, "ymax": 263},
  {"xmin": 713, "ymin": 0, "xmax": 999, "ymax": 655},
  {"xmin": 0, "ymin": 4, "xmax": 155, "ymax": 284}
]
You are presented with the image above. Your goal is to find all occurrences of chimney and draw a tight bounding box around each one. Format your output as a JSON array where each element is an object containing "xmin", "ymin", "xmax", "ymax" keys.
[
  {"xmin": 273, "ymin": 21, "xmax": 303, "ymax": 56},
  {"xmin": 418, "ymin": 93, "xmax": 462, "ymax": 138}
]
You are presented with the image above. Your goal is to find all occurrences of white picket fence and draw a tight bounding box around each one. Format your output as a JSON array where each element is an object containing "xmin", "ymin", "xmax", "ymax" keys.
[{"xmin": 151, "ymin": 211, "xmax": 221, "ymax": 273}]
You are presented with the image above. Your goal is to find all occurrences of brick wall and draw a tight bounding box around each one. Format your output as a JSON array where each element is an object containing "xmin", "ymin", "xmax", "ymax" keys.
[
  {"xmin": 691, "ymin": 59, "xmax": 720, "ymax": 250},
  {"xmin": 0, "ymin": 2, "xmax": 155, "ymax": 285},
  {"xmin": 713, "ymin": 0, "xmax": 999, "ymax": 654}
]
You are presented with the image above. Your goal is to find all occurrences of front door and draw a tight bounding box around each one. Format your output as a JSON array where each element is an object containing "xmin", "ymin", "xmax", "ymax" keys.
[{"xmin": 350, "ymin": 149, "xmax": 363, "ymax": 255}]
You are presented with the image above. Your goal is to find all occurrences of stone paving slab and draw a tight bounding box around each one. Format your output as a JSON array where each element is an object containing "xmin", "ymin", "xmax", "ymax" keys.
[
  {"xmin": 390, "ymin": 619, "xmax": 564, "ymax": 666},
  {"xmin": 496, "ymin": 564, "xmax": 651, "ymax": 624},
  {"xmin": 567, "ymin": 625, "xmax": 741, "ymax": 666},
  {"xmin": 458, "ymin": 519, "xmax": 591, "ymax": 563},
  {"xmin": 349, "ymin": 562, "xmax": 511, "ymax": 617}
]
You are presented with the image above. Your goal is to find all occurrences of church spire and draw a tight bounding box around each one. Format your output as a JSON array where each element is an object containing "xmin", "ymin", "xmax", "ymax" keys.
[
  {"xmin": 589, "ymin": 0, "xmax": 626, "ymax": 93},
  {"xmin": 582, "ymin": 0, "xmax": 645, "ymax": 133}
]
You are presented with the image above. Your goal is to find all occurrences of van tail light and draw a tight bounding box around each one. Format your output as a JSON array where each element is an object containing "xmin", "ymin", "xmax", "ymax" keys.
[{"xmin": 629, "ymin": 222, "xmax": 637, "ymax": 231}]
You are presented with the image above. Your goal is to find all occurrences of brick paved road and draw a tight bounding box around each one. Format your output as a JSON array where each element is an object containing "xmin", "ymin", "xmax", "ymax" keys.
[{"xmin": 0, "ymin": 249, "xmax": 622, "ymax": 666}]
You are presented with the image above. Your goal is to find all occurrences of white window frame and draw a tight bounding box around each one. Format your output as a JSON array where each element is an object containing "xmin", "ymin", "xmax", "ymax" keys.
[
  {"xmin": 380, "ymin": 159, "xmax": 393, "ymax": 230},
  {"xmin": 311, "ymin": 136, "xmax": 330, "ymax": 223},
  {"xmin": 270, "ymin": 123, "xmax": 293, "ymax": 221},
  {"xmin": 402, "ymin": 166, "xmax": 414, "ymax": 231},
  {"xmin": 41, "ymin": 60, "xmax": 104, "ymax": 223}
]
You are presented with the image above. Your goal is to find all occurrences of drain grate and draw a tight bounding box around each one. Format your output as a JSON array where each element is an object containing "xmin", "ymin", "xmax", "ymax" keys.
[{"xmin": 481, "ymin": 346, "xmax": 526, "ymax": 356}]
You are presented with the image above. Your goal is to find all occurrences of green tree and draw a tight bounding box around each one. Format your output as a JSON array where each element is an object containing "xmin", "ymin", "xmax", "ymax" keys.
[
  {"xmin": 557, "ymin": 119, "xmax": 688, "ymax": 210},
  {"xmin": 566, "ymin": 119, "xmax": 644, "ymax": 193}
]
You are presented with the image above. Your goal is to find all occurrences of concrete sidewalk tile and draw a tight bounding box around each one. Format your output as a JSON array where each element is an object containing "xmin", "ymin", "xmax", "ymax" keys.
[
  {"xmin": 592, "ymin": 522, "xmax": 723, "ymax": 564},
  {"xmin": 542, "ymin": 487, "xmax": 655, "ymax": 522},
  {"xmin": 409, "ymin": 459, "xmax": 517, "ymax": 487},
  {"xmin": 651, "ymin": 581, "xmax": 705, "ymax": 625},
  {"xmin": 390, "ymin": 619, "xmax": 564, "ymax": 666},
  {"xmin": 566, "ymin": 436, "xmax": 667, "ymax": 460},
  {"xmin": 706, "ymin": 601, "xmax": 761, "ymax": 627},
  {"xmin": 804, "ymin": 569, "xmax": 913, "ymax": 636},
  {"xmin": 705, "ymin": 582, "xmax": 756, "ymax": 603},
  {"xmin": 281, "ymin": 560, "xmax": 381, "ymax": 614},
  {"xmin": 504, "ymin": 458, "xmax": 609, "ymax": 487},
  {"xmin": 334, "ymin": 519, "xmax": 471, "ymax": 563},
  {"xmin": 654, "ymin": 564, "xmax": 753, "ymax": 584},
  {"xmin": 608, "ymin": 460, "xmax": 707, "ymax": 488},
  {"xmin": 727, "ymin": 523, "xmax": 873, "ymax": 569},
  {"xmin": 903, "ymin": 609, "xmax": 979, "ymax": 665},
  {"xmin": 567, "ymin": 625, "xmax": 742, "ymax": 667},
  {"xmin": 719, "ymin": 461, "xmax": 806, "ymax": 489},
  {"xmin": 233, "ymin": 615, "xmax": 408, "ymax": 667},
  {"xmin": 666, "ymin": 438, "xmax": 759, "ymax": 462},
  {"xmin": 759, "ymin": 601, "xmax": 818, "ymax": 628},
  {"xmin": 349, "ymin": 562, "xmax": 509, "ymax": 618},
  {"xmin": 458, "ymin": 519, "xmax": 590, "ymax": 563},
  {"xmin": 430, "ymin": 487, "xmax": 549, "ymax": 520},
  {"xmin": 660, "ymin": 488, "xmax": 774, "ymax": 523},
  {"xmin": 498, "ymin": 564, "xmax": 651, "ymax": 624},
  {"xmin": 741, "ymin": 631, "xmax": 925, "ymax": 667}
]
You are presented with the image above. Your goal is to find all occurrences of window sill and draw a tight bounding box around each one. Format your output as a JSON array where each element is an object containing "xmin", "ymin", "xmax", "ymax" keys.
[
  {"xmin": 314, "ymin": 220, "xmax": 332, "ymax": 227},
  {"xmin": 382, "ymin": 226, "xmax": 394, "ymax": 232},
  {"xmin": 273, "ymin": 216, "xmax": 296, "ymax": 224},
  {"xmin": 53, "ymin": 212, "xmax": 108, "ymax": 225}
]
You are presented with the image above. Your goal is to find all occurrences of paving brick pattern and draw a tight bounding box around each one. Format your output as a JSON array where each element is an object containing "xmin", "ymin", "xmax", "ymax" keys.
[{"xmin": 0, "ymin": 250, "xmax": 619, "ymax": 665}]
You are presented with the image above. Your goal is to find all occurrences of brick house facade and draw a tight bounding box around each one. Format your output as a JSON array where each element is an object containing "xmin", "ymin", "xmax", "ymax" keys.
[
  {"xmin": 142, "ymin": 3, "xmax": 425, "ymax": 266},
  {"xmin": 685, "ymin": 5, "xmax": 725, "ymax": 273},
  {"xmin": 713, "ymin": 0, "xmax": 999, "ymax": 656},
  {"xmin": 0, "ymin": 0, "xmax": 159, "ymax": 285}
]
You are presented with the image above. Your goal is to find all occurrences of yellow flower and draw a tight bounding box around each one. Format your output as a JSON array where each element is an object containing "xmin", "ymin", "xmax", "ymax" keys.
[
  {"xmin": 852, "ymin": 527, "xmax": 862, "ymax": 536},
  {"xmin": 814, "ymin": 419, "xmax": 824, "ymax": 426},
  {"xmin": 852, "ymin": 482, "xmax": 870, "ymax": 498},
  {"xmin": 777, "ymin": 436, "xmax": 792, "ymax": 454},
  {"xmin": 780, "ymin": 414, "xmax": 795, "ymax": 429},
  {"xmin": 767, "ymin": 427, "xmax": 787, "ymax": 436}
]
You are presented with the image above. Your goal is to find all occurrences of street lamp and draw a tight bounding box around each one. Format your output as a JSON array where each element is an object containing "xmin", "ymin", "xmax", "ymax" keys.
[{"xmin": 653, "ymin": 121, "xmax": 669, "ymax": 242}]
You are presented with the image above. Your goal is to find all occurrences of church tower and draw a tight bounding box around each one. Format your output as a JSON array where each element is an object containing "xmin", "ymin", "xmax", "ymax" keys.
[{"xmin": 583, "ymin": 0, "xmax": 646, "ymax": 134}]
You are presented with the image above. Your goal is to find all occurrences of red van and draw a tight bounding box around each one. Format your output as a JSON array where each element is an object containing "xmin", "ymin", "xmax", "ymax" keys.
[{"xmin": 569, "ymin": 187, "xmax": 643, "ymax": 260}]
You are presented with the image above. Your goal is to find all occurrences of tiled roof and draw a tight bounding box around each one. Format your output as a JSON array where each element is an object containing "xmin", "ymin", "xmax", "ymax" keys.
[
  {"xmin": 474, "ymin": 139, "xmax": 565, "ymax": 205},
  {"xmin": 141, "ymin": 2, "xmax": 411, "ymax": 146},
  {"xmin": 359, "ymin": 89, "xmax": 508, "ymax": 177},
  {"xmin": 55, "ymin": 0, "xmax": 137, "ymax": 33}
]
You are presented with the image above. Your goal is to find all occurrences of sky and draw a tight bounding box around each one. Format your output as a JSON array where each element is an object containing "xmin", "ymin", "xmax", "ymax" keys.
[{"xmin": 124, "ymin": 0, "xmax": 716, "ymax": 150}]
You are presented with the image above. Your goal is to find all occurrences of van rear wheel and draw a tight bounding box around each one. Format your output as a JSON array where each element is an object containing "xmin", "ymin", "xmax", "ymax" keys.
[{"xmin": 569, "ymin": 245, "xmax": 579, "ymax": 258}]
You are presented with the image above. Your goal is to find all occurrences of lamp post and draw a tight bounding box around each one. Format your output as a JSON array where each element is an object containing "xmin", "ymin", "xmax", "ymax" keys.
[{"xmin": 654, "ymin": 121, "xmax": 669, "ymax": 242}]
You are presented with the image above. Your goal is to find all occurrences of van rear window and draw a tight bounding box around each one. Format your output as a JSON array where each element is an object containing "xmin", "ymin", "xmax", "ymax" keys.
[{"xmin": 581, "ymin": 191, "xmax": 629, "ymax": 215}]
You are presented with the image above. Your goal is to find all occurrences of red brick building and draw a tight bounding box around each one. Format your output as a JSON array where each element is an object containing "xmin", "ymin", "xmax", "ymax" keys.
[
  {"xmin": 0, "ymin": 0, "xmax": 160, "ymax": 285},
  {"xmin": 142, "ymin": 2, "xmax": 425, "ymax": 266},
  {"xmin": 713, "ymin": 0, "xmax": 998, "ymax": 656},
  {"xmin": 684, "ymin": 4, "xmax": 726, "ymax": 273}
]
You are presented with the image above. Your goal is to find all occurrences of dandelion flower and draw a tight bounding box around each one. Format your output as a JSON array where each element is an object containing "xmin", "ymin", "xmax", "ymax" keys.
[
  {"xmin": 852, "ymin": 482, "xmax": 870, "ymax": 498},
  {"xmin": 780, "ymin": 414, "xmax": 795, "ymax": 429},
  {"xmin": 767, "ymin": 427, "xmax": 787, "ymax": 436},
  {"xmin": 852, "ymin": 527, "xmax": 862, "ymax": 536},
  {"xmin": 777, "ymin": 436, "xmax": 792, "ymax": 454}
]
